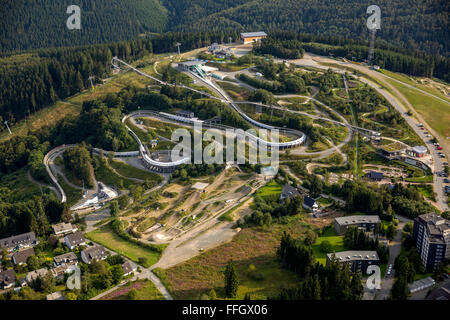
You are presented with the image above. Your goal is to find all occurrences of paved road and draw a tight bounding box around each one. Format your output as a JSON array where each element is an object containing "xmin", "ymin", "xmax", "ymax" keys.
[
  {"xmin": 364, "ymin": 215, "xmax": 412, "ymax": 300},
  {"xmin": 290, "ymin": 54, "xmax": 448, "ymax": 211}
]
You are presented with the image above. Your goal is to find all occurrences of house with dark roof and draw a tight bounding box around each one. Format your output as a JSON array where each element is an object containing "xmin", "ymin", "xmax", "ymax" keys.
[
  {"xmin": 0, "ymin": 232, "xmax": 37, "ymax": 252},
  {"xmin": 81, "ymin": 245, "xmax": 108, "ymax": 264},
  {"xmin": 122, "ymin": 261, "xmax": 137, "ymax": 276},
  {"xmin": 53, "ymin": 252, "xmax": 78, "ymax": 266},
  {"xmin": 367, "ymin": 171, "xmax": 384, "ymax": 181},
  {"xmin": 12, "ymin": 248, "xmax": 35, "ymax": 265},
  {"xmin": 303, "ymin": 196, "xmax": 319, "ymax": 212},
  {"xmin": 426, "ymin": 281, "xmax": 450, "ymax": 300},
  {"xmin": 64, "ymin": 232, "xmax": 86, "ymax": 250},
  {"xmin": 0, "ymin": 269, "xmax": 15, "ymax": 289},
  {"xmin": 280, "ymin": 184, "xmax": 300, "ymax": 201}
]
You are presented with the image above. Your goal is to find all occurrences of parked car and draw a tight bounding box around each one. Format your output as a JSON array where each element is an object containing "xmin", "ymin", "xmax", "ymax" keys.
[
  {"xmin": 444, "ymin": 178, "xmax": 450, "ymax": 183},
  {"xmin": 437, "ymin": 146, "xmax": 443, "ymax": 150}
]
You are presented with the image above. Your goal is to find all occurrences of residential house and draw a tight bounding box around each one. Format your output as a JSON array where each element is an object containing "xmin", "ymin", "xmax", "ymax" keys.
[
  {"xmin": 53, "ymin": 252, "xmax": 78, "ymax": 266},
  {"xmin": 12, "ymin": 248, "xmax": 35, "ymax": 265},
  {"xmin": 280, "ymin": 184, "xmax": 300, "ymax": 201},
  {"xmin": 46, "ymin": 291, "xmax": 65, "ymax": 300},
  {"xmin": 81, "ymin": 245, "xmax": 108, "ymax": 264},
  {"xmin": 52, "ymin": 223, "xmax": 78, "ymax": 237},
  {"xmin": 64, "ymin": 232, "xmax": 86, "ymax": 250},
  {"xmin": 0, "ymin": 269, "xmax": 15, "ymax": 289},
  {"xmin": 122, "ymin": 261, "xmax": 137, "ymax": 277},
  {"xmin": 303, "ymin": 196, "xmax": 319, "ymax": 213},
  {"xmin": 0, "ymin": 232, "xmax": 37, "ymax": 252},
  {"xmin": 25, "ymin": 268, "xmax": 49, "ymax": 284},
  {"xmin": 367, "ymin": 171, "xmax": 384, "ymax": 181}
]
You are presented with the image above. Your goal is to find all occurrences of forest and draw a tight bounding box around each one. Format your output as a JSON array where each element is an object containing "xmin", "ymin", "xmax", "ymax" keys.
[
  {"xmin": 1, "ymin": 27, "xmax": 449, "ymax": 132},
  {"xmin": 3, "ymin": 1, "xmax": 447, "ymax": 59}
]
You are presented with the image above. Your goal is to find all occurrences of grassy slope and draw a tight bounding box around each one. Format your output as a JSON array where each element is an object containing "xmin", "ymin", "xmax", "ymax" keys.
[
  {"xmin": 109, "ymin": 159, "xmax": 162, "ymax": 183},
  {"xmin": 86, "ymin": 224, "xmax": 163, "ymax": 268},
  {"xmin": 154, "ymin": 215, "xmax": 315, "ymax": 300}
]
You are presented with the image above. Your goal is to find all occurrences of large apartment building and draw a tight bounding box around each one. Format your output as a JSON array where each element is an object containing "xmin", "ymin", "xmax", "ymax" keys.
[
  {"xmin": 326, "ymin": 250, "xmax": 379, "ymax": 274},
  {"xmin": 334, "ymin": 215, "xmax": 381, "ymax": 235},
  {"xmin": 413, "ymin": 213, "xmax": 450, "ymax": 272}
]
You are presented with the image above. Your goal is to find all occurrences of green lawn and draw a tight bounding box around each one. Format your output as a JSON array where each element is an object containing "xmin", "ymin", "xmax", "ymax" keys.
[
  {"xmin": 86, "ymin": 224, "xmax": 164, "ymax": 268},
  {"xmin": 381, "ymin": 76, "xmax": 450, "ymax": 141},
  {"xmin": 102, "ymin": 279, "xmax": 165, "ymax": 300},
  {"xmin": 257, "ymin": 180, "xmax": 282, "ymax": 198},
  {"xmin": 109, "ymin": 159, "xmax": 162, "ymax": 184},
  {"xmin": 312, "ymin": 228, "xmax": 346, "ymax": 265}
]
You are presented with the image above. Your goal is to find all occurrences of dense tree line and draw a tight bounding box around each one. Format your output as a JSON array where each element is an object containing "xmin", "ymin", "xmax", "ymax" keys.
[
  {"xmin": 0, "ymin": 0, "xmax": 168, "ymax": 52},
  {"xmin": 63, "ymin": 144, "xmax": 95, "ymax": 188},
  {"xmin": 329, "ymin": 180, "xmax": 435, "ymax": 219},
  {"xmin": 170, "ymin": 1, "xmax": 449, "ymax": 58},
  {"xmin": 254, "ymin": 38, "xmax": 304, "ymax": 59},
  {"xmin": 0, "ymin": 38, "xmax": 153, "ymax": 127},
  {"xmin": 343, "ymin": 226, "xmax": 389, "ymax": 263},
  {"xmin": 257, "ymin": 33, "xmax": 450, "ymax": 82},
  {"xmin": 274, "ymin": 232, "xmax": 364, "ymax": 300},
  {"xmin": 236, "ymin": 190, "xmax": 303, "ymax": 228}
]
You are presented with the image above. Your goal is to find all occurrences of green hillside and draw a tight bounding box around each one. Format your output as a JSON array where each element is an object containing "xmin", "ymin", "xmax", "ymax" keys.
[
  {"xmin": 0, "ymin": 0, "xmax": 168, "ymax": 52},
  {"xmin": 168, "ymin": 0, "xmax": 449, "ymax": 56}
]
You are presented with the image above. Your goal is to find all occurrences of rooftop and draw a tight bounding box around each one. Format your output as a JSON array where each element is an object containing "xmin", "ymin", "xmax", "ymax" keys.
[
  {"xmin": 0, "ymin": 232, "xmax": 36, "ymax": 250},
  {"xmin": 240, "ymin": 32, "xmax": 267, "ymax": 38},
  {"xmin": 335, "ymin": 215, "xmax": 381, "ymax": 226},
  {"xmin": 178, "ymin": 60, "xmax": 205, "ymax": 66},
  {"xmin": 65, "ymin": 231, "xmax": 86, "ymax": 246},
  {"xmin": 281, "ymin": 184, "xmax": 300, "ymax": 199},
  {"xmin": 52, "ymin": 222, "xmax": 76, "ymax": 234},
  {"xmin": 12, "ymin": 247, "xmax": 35, "ymax": 265},
  {"xmin": 327, "ymin": 250, "xmax": 379, "ymax": 262}
]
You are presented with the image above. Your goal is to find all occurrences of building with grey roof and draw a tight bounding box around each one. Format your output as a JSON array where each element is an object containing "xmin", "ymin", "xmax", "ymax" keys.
[
  {"xmin": 12, "ymin": 247, "xmax": 35, "ymax": 265},
  {"xmin": 326, "ymin": 250, "xmax": 379, "ymax": 274},
  {"xmin": 0, "ymin": 232, "xmax": 37, "ymax": 252},
  {"xmin": 426, "ymin": 281, "xmax": 450, "ymax": 300},
  {"xmin": 0, "ymin": 269, "xmax": 15, "ymax": 289},
  {"xmin": 53, "ymin": 252, "xmax": 78, "ymax": 266},
  {"xmin": 413, "ymin": 213, "xmax": 450, "ymax": 271},
  {"xmin": 122, "ymin": 261, "xmax": 137, "ymax": 276},
  {"xmin": 408, "ymin": 276, "xmax": 435, "ymax": 293},
  {"xmin": 81, "ymin": 245, "xmax": 108, "ymax": 264},
  {"xmin": 280, "ymin": 184, "xmax": 300, "ymax": 201},
  {"xmin": 52, "ymin": 222, "xmax": 78, "ymax": 236},
  {"xmin": 334, "ymin": 215, "xmax": 381, "ymax": 235},
  {"xmin": 64, "ymin": 231, "xmax": 86, "ymax": 250},
  {"xmin": 240, "ymin": 32, "xmax": 267, "ymax": 44}
]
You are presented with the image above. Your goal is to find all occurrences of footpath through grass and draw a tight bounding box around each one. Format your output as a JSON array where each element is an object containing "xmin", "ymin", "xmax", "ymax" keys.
[{"xmin": 86, "ymin": 224, "xmax": 164, "ymax": 268}]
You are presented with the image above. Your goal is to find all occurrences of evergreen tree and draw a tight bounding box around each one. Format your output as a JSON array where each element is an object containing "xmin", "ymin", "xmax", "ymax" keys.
[{"xmin": 224, "ymin": 259, "xmax": 239, "ymax": 298}]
